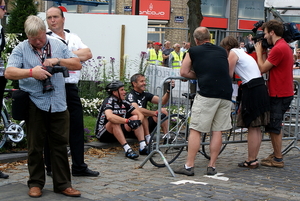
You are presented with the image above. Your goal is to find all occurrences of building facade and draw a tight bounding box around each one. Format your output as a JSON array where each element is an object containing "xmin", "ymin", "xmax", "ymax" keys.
[{"xmin": 6, "ymin": 0, "xmax": 300, "ymax": 46}]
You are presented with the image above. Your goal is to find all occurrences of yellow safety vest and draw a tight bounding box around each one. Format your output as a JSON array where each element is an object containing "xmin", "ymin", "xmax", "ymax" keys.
[
  {"xmin": 148, "ymin": 49, "xmax": 163, "ymax": 65},
  {"xmin": 171, "ymin": 51, "xmax": 184, "ymax": 69}
]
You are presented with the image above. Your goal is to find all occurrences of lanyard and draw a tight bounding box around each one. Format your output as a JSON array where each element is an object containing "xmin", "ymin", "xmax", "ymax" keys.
[{"xmin": 33, "ymin": 42, "xmax": 51, "ymax": 64}]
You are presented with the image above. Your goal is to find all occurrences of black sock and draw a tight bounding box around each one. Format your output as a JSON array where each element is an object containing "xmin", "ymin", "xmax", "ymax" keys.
[{"xmin": 274, "ymin": 157, "xmax": 283, "ymax": 162}]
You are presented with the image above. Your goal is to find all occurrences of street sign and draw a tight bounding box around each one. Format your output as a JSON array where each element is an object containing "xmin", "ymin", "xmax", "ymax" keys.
[{"xmin": 175, "ymin": 16, "xmax": 184, "ymax": 23}]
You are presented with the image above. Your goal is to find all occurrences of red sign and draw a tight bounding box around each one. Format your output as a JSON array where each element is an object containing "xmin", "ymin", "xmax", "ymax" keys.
[
  {"xmin": 134, "ymin": 0, "xmax": 171, "ymax": 20},
  {"xmin": 238, "ymin": 19, "xmax": 261, "ymax": 30},
  {"xmin": 201, "ymin": 17, "xmax": 228, "ymax": 29}
]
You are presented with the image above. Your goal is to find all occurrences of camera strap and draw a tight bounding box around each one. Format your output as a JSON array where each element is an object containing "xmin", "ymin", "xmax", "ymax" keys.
[{"xmin": 33, "ymin": 42, "xmax": 51, "ymax": 64}]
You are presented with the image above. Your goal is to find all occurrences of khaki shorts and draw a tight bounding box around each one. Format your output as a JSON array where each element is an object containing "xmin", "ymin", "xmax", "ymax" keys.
[{"xmin": 190, "ymin": 94, "xmax": 232, "ymax": 133}]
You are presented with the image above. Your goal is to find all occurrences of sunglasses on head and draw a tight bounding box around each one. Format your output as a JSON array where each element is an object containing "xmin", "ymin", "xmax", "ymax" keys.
[{"xmin": 0, "ymin": 5, "xmax": 6, "ymax": 11}]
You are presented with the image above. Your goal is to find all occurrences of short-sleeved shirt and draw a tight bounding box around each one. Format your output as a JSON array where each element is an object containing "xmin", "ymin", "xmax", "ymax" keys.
[
  {"xmin": 267, "ymin": 38, "xmax": 294, "ymax": 97},
  {"xmin": 231, "ymin": 48, "xmax": 261, "ymax": 84},
  {"xmin": 126, "ymin": 89, "xmax": 154, "ymax": 108},
  {"xmin": 188, "ymin": 43, "xmax": 233, "ymax": 101},
  {"xmin": 7, "ymin": 36, "xmax": 77, "ymax": 112},
  {"xmin": 95, "ymin": 96, "xmax": 135, "ymax": 138},
  {"xmin": 162, "ymin": 48, "xmax": 173, "ymax": 67},
  {"xmin": 48, "ymin": 30, "xmax": 88, "ymax": 84}
]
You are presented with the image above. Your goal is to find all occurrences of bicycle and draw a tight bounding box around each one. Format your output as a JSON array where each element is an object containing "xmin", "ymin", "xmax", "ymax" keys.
[
  {"xmin": 0, "ymin": 89, "xmax": 26, "ymax": 148},
  {"xmin": 147, "ymin": 92, "xmax": 236, "ymax": 167}
]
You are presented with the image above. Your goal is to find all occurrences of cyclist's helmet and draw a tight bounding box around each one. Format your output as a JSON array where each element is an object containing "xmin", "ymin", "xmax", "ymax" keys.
[{"xmin": 105, "ymin": 80, "xmax": 124, "ymax": 94}]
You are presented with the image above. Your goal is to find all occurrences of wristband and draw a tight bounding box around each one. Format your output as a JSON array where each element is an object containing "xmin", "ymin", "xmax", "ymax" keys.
[
  {"xmin": 29, "ymin": 69, "xmax": 32, "ymax": 77},
  {"xmin": 57, "ymin": 58, "xmax": 60, "ymax": 66},
  {"xmin": 125, "ymin": 119, "xmax": 129, "ymax": 124},
  {"xmin": 155, "ymin": 111, "xmax": 158, "ymax": 116},
  {"xmin": 166, "ymin": 90, "xmax": 170, "ymax": 93}
]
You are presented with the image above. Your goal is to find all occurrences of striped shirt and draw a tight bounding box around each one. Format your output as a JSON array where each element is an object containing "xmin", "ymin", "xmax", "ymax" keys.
[{"xmin": 7, "ymin": 36, "xmax": 77, "ymax": 113}]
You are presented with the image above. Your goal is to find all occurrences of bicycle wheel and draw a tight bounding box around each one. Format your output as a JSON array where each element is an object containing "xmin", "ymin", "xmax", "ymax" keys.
[
  {"xmin": 0, "ymin": 110, "xmax": 8, "ymax": 148},
  {"xmin": 7, "ymin": 122, "xmax": 26, "ymax": 143},
  {"xmin": 200, "ymin": 129, "xmax": 232, "ymax": 160},
  {"xmin": 148, "ymin": 113, "xmax": 188, "ymax": 167}
]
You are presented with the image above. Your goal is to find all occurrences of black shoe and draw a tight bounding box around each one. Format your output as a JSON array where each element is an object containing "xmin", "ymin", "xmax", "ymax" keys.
[
  {"xmin": 163, "ymin": 137, "xmax": 174, "ymax": 145},
  {"xmin": 72, "ymin": 168, "xmax": 100, "ymax": 177},
  {"xmin": 207, "ymin": 167, "xmax": 217, "ymax": 175},
  {"xmin": 0, "ymin": 171, "xmax": 9, "ymax": 179},
  {"xmin": 46, "ymin": 172, "xmax": 52, "ymax": 177},
  {"xmin": 174, "ymin": 165, "xmax": 194, "ymax": 176},
  {"xmin": 139, "ymin": 146, "xmax": 149, "ymax": 155},
  {"xmin": 125, "ymin": 148, "xmax": 139, "ymax": 159}
]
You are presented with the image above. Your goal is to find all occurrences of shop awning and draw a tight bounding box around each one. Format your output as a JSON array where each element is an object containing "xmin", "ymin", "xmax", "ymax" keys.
[
  {"xmin": 43, "ymin": 0, "xmax": 109, "ymax": 6},
  {"xmin": 264, "ymin": 0, "xmax": 300, "ymax": 16}
]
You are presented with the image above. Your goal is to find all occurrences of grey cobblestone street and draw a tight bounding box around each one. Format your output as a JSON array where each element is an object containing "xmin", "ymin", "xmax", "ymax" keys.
[{"xmin": 0, "ymin": 140, "xmax": 300, "ymax": 200}]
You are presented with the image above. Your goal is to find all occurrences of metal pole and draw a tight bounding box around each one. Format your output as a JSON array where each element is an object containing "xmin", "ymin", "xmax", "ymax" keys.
[{"xmin": 108, "ymin": 0, "xmax": 112, "ymax": 14}]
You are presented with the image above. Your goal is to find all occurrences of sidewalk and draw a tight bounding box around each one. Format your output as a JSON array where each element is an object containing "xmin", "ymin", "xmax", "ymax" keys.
[
  {"xmin": 1, "ymin": 140, "xmax": 300, "ymax": 200},
  {"xmin": 0, "ymin": 139, "xmax": 138, "ymax": 164}
]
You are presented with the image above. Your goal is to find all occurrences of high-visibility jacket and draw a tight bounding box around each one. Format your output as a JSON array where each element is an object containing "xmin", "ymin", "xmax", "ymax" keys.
[
  {"xmin": 148, "ymin": 49, "xmax": 163, "ymax": 65},
  {"xmin": 170, "ymin": 51, "xmax": 184, "ymax": 69}
]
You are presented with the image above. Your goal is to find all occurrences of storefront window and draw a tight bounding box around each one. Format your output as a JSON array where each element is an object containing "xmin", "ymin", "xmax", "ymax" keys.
[
  {"xmin": 238, "ymin": 0, "xmax": 264, "ymax": 20},
  {"xmin": 201, "ymin": 0, "xmax": 227, "ymax": 17},
  {"xmin": 87, "ymin": 0, "xmax": 115, "ymax": 13},
  {"xmin": 283, "ymin": 16, "xmax": 300, "ymax": 23}
]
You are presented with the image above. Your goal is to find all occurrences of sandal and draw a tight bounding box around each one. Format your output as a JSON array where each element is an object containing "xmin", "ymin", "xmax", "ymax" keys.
[{"xmin": 238, "ymin": 159, "xmax": 259, "ymax": 169}]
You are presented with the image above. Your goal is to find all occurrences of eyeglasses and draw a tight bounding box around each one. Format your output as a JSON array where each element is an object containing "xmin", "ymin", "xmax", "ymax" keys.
[{"xmin": 0, "ymin": 5, "xmax": 6, "ymax": 11}]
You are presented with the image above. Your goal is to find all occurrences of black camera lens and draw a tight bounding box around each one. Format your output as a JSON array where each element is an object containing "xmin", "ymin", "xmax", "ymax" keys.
[
  {"xmin": 245, "ymin": 43, "xmax": 255, "ymax": 54},
  {"xmin": 42, "ymin": 78, "xmax": 54, "ymax": 93}
]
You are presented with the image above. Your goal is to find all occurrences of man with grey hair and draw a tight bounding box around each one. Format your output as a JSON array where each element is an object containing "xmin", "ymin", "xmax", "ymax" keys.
[
  {"xmin": 5, "ymin": 15, "xmax": 81, "ymax": 198},
  {"xmin": 169, "ymin": 43, "xmax": 184, "ymax": 69},
  {"xmin": 162, "ymin": 41, "xmax": 173, "ymax": 67},
  {"xmin": 175, "ymin": 27, "xmax": 232, "ymax": 176}
]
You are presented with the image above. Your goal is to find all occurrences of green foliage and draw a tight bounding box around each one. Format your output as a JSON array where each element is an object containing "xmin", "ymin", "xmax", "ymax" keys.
[
  {"xmin": 81, "ymin": 97, "xmax": 102, "ymax": 117},
  {"xmin": 1, "ymin": 33, "xmax": 20, "ymax": 65},
  {"xmin": 83, "ymin": 115, "xmax": 97, "ymax": 142},
  {"xmin": 6, "ymin": 0, "xmax": 38, "ymax": 41}
]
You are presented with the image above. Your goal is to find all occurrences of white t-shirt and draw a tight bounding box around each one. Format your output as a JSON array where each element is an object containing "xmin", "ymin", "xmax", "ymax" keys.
[
  {"xmin": 48, "ymin": 30, "xmax": 88, "ymax": 84},
  {"xmin": 231, "ymin": 48, "xmax": 261, "ymax": 84}
]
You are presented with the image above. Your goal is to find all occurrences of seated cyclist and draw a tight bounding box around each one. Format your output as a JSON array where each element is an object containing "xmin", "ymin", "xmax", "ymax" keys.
[
  {"xmin": 126, "ymin": 73, "xmax": 174, "ymax": 144},
  {"xmin": 95, "ymin": 80, "xmax": 148, "ymax": 159}
]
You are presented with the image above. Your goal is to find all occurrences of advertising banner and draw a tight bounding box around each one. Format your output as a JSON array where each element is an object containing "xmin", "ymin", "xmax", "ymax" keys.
[{"xmin": 138, "ymin": 0, "xmax": 171, "ymax": 20}]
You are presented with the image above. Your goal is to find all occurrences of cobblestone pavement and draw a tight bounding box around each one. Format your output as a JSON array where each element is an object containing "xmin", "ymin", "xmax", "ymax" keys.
[{"xmin": 1, "ymin": 140, "xmax": 300, "ymax": 200}]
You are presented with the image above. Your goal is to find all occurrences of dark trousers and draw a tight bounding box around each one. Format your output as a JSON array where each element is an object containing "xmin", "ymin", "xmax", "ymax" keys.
[
  {"xmin": 0, "ymin": 77, "xmax": 6, "ymax": 177},
  {"xmin": 44, "ymin": 84, "xmax": 87, "ymax": 174},
  {"xmin": 0, "ymin": 76, "xmax": 7, "ymax": 111},
  {"xmin": 27, "ymin": 101, "xmax": 71, "ymax": 192}
]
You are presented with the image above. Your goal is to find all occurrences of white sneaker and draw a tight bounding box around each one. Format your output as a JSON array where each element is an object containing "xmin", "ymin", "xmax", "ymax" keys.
[{"xmin": 234, "ymin": 128, "xmax": 248, "ymax": 133}]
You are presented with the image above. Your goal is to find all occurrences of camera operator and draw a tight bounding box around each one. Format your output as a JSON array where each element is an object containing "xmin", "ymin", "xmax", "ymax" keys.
[
  {"xmin": 255, "ymin": 19, "xmax": 294, "ymax": 168},
  {"xmin": 5, "ymin": 16, "xmax": 82, "ymax": 197}
]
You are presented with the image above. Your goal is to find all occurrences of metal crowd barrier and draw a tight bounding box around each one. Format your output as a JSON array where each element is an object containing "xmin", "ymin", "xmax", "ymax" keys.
[{"xmin": 139, "ymin": 77, "xmax": 300, "ymax": 177}]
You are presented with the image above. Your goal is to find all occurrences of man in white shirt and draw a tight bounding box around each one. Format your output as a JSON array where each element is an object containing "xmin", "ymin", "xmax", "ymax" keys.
[{"xmin": 45, "ymin": 6, "xmax": 99, "ymax": 177}]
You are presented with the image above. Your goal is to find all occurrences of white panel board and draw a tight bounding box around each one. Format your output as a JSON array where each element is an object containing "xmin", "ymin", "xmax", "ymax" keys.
[{"xmin": 38, "ymin": 12, "xmax": 148, "ymax": 81}]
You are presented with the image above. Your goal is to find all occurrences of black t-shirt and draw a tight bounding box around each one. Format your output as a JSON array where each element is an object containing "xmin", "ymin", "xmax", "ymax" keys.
[
  {"xmin": 188, "ymin": 43, "xmax": 232, "ymax": 101},
  {"xmin": 95, "ymin": 95, "xmax": 135, "ymax": 136},
  {"xmin": 126, "ymin": 89, "xmax": 154, "ymax": 108}
]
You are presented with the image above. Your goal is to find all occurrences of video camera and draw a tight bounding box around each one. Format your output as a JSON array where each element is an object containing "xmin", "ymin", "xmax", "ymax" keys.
[
  {"xmin": 42, "ymin": 66, "xmax": 69, "ymax": 93},
  {"xmin": 246, "ymin": 20, "xmax": 300, "ymax": 54},
  {"xmin": 245, "ymin": 20, "xmax": 272, "ymax": 54}
]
